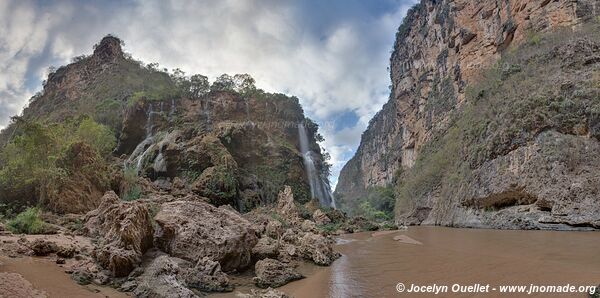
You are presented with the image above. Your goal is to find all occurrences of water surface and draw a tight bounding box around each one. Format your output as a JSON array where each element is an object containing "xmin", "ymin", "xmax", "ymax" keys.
[{"xmin": 282, "ymin": 227, "xmax": 600, "ymax": 297}]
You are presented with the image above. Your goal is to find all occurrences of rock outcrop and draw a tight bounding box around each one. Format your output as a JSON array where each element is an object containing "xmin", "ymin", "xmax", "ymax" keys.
[
  {"xmin": 133, "ymin": 255, "xmax": 197, "ymax": 298},
  {"xmin": 154, "ymin": 200, "xmax": 258, "ymax": 271},
  {"xmin": 253, "ymin": 258, "xmax": 303, "ymax": 288},
  {"xmin": 84, "ymin": 191, "xmax": 154, "ymax": 277},
  {"xmin": 336, "ymin": 0, "xmax": 600, "ymax": 230},
  {"xmin": 298, "ymin": 232, "xmax": 341, "ymax": 265},
  {"xmin": 132, "ymin": 254, "xmax": 232, "ymax": 297}
]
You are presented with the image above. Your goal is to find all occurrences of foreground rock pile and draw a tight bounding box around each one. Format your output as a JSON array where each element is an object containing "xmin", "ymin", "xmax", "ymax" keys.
[{"xmin": 49, "ymin": 184, "xmax": 385, "ymax": 297}]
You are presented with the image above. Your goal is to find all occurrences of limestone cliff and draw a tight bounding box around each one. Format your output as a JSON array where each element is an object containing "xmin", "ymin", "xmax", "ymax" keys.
[
  {"xmin": 336, "ymin": 0, "xmax": 600, "ymax": 229},
  {"xmin": 0, "ymin": 36, "xmax": 332, "ymax": 213}
]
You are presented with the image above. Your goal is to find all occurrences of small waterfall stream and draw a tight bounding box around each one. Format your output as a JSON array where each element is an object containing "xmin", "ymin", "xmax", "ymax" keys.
[
  {"xmin": 125, "ymin": 104, "xmax": 157, "ymax": 174},
  {"xmin": 298, "ymin": 123, "xmax": 336, "ymax": 208}
]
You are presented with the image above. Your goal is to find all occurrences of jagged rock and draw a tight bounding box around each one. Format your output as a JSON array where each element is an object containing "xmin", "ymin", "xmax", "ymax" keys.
[
  {"xmin": 57, "ymin": 246, "xmax": 77, "ymax": 258},
  {"xmin": 183, "ymin": 257, "xmax": 232, "ymax": 292},
  {"xmin": 335, "ymin": 0, "xmax": 600, "ymax": 228},
  {"xmin": 281, "ymin": 228, "xmax": 300, "ymax": 244},
  {"xmin": 298, "ymin": 232, "xmax": 340, "ymax": 266},
  {"xmin": 29, "ymin": 239, "xmax": 58, "ymax": 256},
  {"xmin": 133, "ymin": 255, "xmax": 232, "ymax": 296},
  {"xmin": 312, "ymin": 209, "xmax": 331, "ymax": 225},
  {"xmin": 0, "ymin": 272, "xmax": 47, "ymax": 298},
  {"xmin": 252, "ymin": 236, "xmax": 279, "ymax": 260},
  {"xmin": 265, "ymin": 220, "xmax": 283, "ymax": 238},
  {"xmin": 92, "ymin": 35, "xmax": 124, "ymax": 62},
  {"xmin": 133, "ymin": 255, "xmax": 197, "ymax": 298},
  {"xmin": 253, "ymin": 258, "xmax": 303, "ymax": 288},
  {"xmin": 84, "ymin": 191, "xmax": 154, "ymax": 277},
  {"xmin": 276, "ymin": 186, "xmax": 299, "ymax": 218},
  {"xmin": 300, "ymin": 220, "xmax": 318, "ymax": 233},
  {"xmin": 71, "ymin": 268, "xmax": 93, "ymax": 285},
  {"xmin": 155, "ymin": 200, "xmax": 258, "ymax": 271}
]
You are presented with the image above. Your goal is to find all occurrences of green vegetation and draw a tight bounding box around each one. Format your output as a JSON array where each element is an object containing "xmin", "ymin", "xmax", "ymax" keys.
[
  {"xmin": 122, "ymin": 168, "xmax": 142, "ymax": 201},
  {"xmin": 350, "ymin": 185, "xmax": 395, "ymax": 222},
  {"xmin": 317, "ymin": 222, "xmax": 342, "ymax": 233},
  {"xmin": 0, "ymin": 117, "xmax": 115, "ymax": 208},
  {"xmin": 6, "ymin": 207, "xmax": 47, "ymax": 234},
  {"xmin": 203, "ymin": 165, "xmax": 238, "ymax": 202}
]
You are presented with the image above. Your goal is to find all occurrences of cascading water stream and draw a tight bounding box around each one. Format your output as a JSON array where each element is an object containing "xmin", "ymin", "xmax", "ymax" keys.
[
  {"xmin": 125, "ymin": 104, "xmax": 156, "ymax": 174},
  {"xmin": 298, "ymin": 123, "xmax": 336, "ymax": 208}
]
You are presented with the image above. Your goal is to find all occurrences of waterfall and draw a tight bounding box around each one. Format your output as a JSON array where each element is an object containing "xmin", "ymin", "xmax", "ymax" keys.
[
  {"xmin": 125, "ymin": 104, "xmax": 156, "ymax": 175},
  {"xmin": 298, "ymin": 123, "xmax": 336, "ymax": 208}
]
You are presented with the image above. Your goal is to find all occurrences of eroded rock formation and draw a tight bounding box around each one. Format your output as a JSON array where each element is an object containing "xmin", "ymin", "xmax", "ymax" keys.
[{"xmin": 336, "ymin": 0, "xmax": 600, "ymax": 230}]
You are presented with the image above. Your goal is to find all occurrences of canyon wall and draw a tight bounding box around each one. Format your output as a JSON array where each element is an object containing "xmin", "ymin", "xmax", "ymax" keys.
[{"xmin": 336, "ymin": 0, "xmax": 600, "ymax": 229}]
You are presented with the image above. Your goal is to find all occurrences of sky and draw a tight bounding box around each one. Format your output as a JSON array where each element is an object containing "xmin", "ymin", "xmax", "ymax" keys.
[{"xmin": 0, "ymin": 0, "xmax": 416, "ymax": 187}]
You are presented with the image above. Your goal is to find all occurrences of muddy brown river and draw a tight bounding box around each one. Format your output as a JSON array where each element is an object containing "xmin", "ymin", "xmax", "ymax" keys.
[
  {"xmin": 2, "ymin": 227, "xmax": 598, "ymax": 297},
  {"xmin": 281, "ymin": 227, "xmax": 600, "ymax": 298}
]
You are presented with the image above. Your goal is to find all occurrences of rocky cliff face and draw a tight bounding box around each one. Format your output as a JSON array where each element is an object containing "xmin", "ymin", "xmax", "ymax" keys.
[
  {"xmin": 0, "ymin": 35, "xmax": 332, "ymax": 213},
  {"xmin": 336, "ymin": 0, "xmax": 600, "ymax": 229}
]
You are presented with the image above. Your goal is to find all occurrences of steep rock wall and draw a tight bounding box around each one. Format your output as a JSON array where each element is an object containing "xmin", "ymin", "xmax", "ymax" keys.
[{"xmin": 336, "ymin": 0, "xmax": 599, "ymax": 212}]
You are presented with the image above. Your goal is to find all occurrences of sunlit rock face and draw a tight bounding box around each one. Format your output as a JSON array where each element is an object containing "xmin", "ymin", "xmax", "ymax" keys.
[{"xmin": 336, "ymin": 0, "xmax": 600, "ymax": 229}]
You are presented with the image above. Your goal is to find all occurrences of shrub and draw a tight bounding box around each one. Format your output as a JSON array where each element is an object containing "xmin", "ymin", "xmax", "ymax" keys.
[
  {"xmin": 0, "ymin": 118, "xmax": 115, "ymax": 208},
  {"xmin": 7, "ymin": 207, "xmax": 47, "ymax": 234},
  {"xmin": 121, "ymin": 168, "xmax": 142, "ymax": 201},
  {"xmin": 317, "ymin": 222, "xmax": 342, "ymax": 233}
]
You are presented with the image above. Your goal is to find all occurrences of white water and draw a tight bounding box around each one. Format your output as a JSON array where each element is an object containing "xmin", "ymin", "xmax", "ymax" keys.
[
  {"xmin": 125, "ymin": 104, "xmax": 157, "ymax": 174},
  {"xmin": 298, "ymin": 123, "xmax": 336, "ymax": 208}
]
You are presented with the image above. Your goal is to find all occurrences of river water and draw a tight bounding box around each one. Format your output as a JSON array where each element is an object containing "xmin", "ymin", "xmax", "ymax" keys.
[{"xmin": 281, "ymin": 227, "xmax": 600, "ymax": 298}]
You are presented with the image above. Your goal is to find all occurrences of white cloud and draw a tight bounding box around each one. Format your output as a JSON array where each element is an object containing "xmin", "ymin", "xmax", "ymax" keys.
[{"xmin": 0, "ymin": 0, "xmax": 416, "ymax": 184}]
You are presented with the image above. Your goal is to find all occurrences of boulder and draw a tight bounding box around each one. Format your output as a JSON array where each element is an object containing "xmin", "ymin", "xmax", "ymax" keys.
[
  {"xmin": 29, "ymin": 239, "xmax": 58, "ymax": 256},
  {"xmin": 300, "ymin": 220, "xmax": 317, "ymax": 233},
  {"xmin": 312, "ymin": 209, "xmax": 331, "ymax": 225},
  {"xmin": 84, "ymin": 191, "xmax": 154, "ymax": 277},
  {"xmin": 298, "ymin": 232, "xmax": 341, "ymax": 266},
  {"xmin": 183, "ymin": 257, "xmax": 232, "ymax": 292},
  {"xmin": 253, "ymin": 258, "xmax": 303, "ymax": 288},
  {"xmin": 133, "ymin": 255, "xmax": 232, "ymax": 295},
  {"xmin": 155, "ymin": 200, "xmax": 258, "ymax": 271},
  {"xmin": 252, "ymin": 237, "xmax": 279, "ymax": 260},
  {"xmin": 133, "ymin": 255, "xmax": 197, "ymax": 298},
  {"xmin": 281, "ymin": 228, "xmax": 301, "ymax": 245},
  {"xmin": 265, "ymin": 220, "xmax": 283, "ymax": 239},
  {"xmin": 276, "ymin": 186, "xmax": 299, "ymax": 218}
]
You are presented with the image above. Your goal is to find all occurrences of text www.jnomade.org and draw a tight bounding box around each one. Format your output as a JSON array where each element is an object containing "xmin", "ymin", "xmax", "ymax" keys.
[{"xmin": 395, "ymin": 283, "xmax": 598, "ymax": 295}]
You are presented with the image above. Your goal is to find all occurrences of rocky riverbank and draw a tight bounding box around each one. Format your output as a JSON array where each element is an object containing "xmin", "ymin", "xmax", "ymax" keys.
[{"xmin": 0, "ymin": 184, "xmax": 393, "ymax": 298}]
